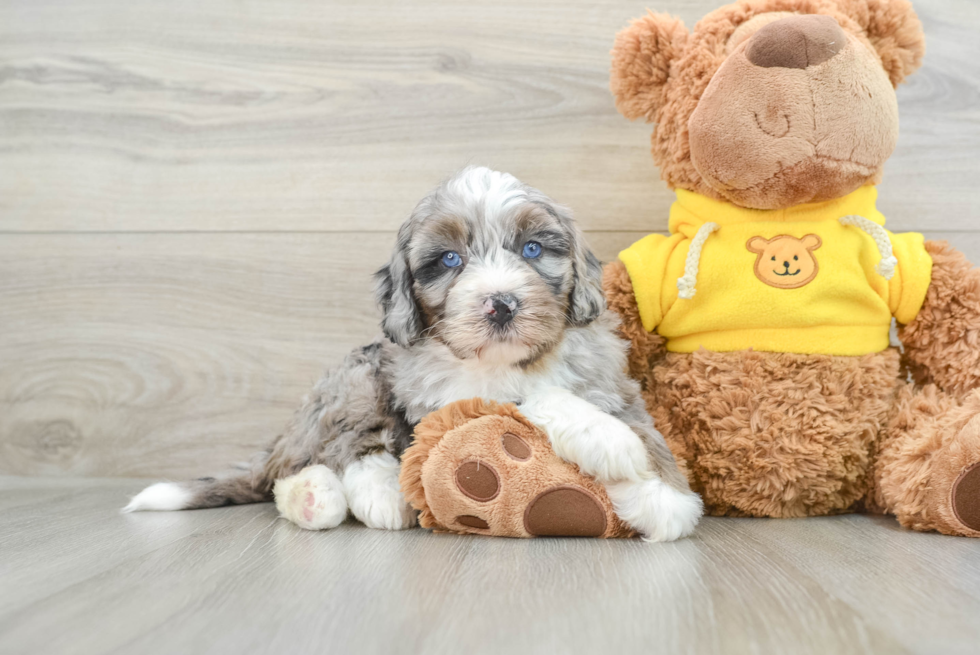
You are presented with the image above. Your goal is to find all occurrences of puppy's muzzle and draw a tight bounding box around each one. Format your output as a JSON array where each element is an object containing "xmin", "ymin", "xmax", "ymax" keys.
[{"xmin": 484, "ymin": 294, "xmax": 518, "ymax": 327}]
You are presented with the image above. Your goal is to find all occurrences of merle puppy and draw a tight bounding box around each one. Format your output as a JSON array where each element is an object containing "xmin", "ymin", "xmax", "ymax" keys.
[{"xmin": 126, "ymin": 167, "xmax": 702, "ymax": 541}]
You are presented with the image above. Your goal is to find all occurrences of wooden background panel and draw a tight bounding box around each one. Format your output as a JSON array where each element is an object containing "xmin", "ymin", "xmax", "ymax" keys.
[
  {"xmin": 0, "ymin": 0, "xmax": 687, "ymax": 233},
  {"xmin": 0, "ymin": 0, "xmax": 977, "ymax": 233},
  {"xmin": 0, "ymin": 233, "xmax": 387, "ymax": 478},
  {"xmin": 0, "ymin": 231, "xmax": 646, "ymax": 478}
]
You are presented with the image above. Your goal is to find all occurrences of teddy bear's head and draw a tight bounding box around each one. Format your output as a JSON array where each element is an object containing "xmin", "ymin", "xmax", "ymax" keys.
[{"xmin": 611, "ymin": 0, "xmax": 925, "ymax": 209}]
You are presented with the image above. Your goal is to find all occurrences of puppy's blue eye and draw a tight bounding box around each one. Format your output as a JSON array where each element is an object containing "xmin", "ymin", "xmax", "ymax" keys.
[
  {"xmin": 522, "ymin": 241, "xmax": 542, "ymax": 259},
  {"xmin": 441, "ymin": 251, "xmax": 462, "ymax": 268}
]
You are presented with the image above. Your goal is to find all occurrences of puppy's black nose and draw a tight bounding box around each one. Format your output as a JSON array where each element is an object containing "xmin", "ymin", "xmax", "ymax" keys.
[{"xmin": 485, "ymin": 294, "xmax": 518, "ymax": 327}]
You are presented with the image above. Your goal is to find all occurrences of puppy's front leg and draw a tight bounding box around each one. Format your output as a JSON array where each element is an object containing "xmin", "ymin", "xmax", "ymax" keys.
[
  {"xmin": 342, "ymin": 452, "xmax": 418, "ymax": 531},
  {"xmin": 520, "ymin": 387, "xmax": 702, "ymax": 542},
  {"xmin": 520, "ymin": 387, "xmax": 650, "ymax": 483}
]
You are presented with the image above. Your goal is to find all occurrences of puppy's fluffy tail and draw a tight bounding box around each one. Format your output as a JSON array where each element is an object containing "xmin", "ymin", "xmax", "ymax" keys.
[{"xmin": 122, "ymin": 454, "xmax": 274, "ymax": 513}]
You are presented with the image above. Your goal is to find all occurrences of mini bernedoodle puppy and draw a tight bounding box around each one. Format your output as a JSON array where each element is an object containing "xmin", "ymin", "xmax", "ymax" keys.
[{"xmin": 125, "ymin": 167, "xmax": 702, "ymax": 541}]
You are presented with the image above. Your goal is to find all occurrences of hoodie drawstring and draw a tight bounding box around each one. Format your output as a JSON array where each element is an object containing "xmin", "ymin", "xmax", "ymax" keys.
[
  {"xmin": 839, "ymin": 215, "xmax": 897, "ymax": 280},
  {"xmin": 676, "ymin": 222, "xmax": 719, "ymax": 299}
]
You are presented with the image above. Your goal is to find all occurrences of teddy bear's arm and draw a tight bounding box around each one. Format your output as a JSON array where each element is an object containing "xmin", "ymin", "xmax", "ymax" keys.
[
  {"xmin": 602, "ymin": 260, "xmax": 666, "ymax": 390},
  {"xmin": 898, "ymin": 240, "xmax": 980, "ymax": 399}
]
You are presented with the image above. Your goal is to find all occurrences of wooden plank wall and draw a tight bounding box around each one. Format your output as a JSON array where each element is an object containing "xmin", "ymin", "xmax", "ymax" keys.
[{"xmin": 2, "ymin": 0, "xmax": 979, "ymax": 478}]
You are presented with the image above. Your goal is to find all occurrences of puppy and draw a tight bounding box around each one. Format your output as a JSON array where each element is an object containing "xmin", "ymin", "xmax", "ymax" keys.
[{"xmin": 125, "ymin": 167, "xmax": 702, "ymax": 541}]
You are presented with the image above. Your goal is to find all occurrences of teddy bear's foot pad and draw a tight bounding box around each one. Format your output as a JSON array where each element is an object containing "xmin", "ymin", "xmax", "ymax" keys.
[
  {"xmin": 952, "ymin": 462, "xmax": 980, "ymax": 532},
  {"xmin": 408, "ymin": 405, "xmax": 634, "ymax": 538},
  {"xmin": 452, "ymin": 459, "xmax": 607, "ymax": 536},
  {"xmin": 523, "ymin": 486, "xmax": 607, "ymax": 537}
]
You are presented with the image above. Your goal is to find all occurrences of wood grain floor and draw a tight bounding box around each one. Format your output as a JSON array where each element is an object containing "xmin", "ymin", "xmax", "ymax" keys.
[
  {"xmin": 0, "ymin": 475, "xmax": 978, "ymax": 655},
  {"xmin": 2, "ymin": 0, "xmax": 980, "ymax": 477}
]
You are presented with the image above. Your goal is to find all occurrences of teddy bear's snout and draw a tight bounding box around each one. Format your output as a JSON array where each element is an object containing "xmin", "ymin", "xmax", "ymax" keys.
[{"xmin": 746, "ymin": 14, "xmax": 845, "ymax": 70}]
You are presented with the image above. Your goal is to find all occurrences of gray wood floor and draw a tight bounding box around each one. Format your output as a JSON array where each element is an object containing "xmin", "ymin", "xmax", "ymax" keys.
[{"xmin": 2, "ymin": 476, "xmax": 979, "ymax": 655}]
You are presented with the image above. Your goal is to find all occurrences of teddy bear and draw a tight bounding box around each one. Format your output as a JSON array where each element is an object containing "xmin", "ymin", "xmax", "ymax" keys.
[{"xmin": 601, "ymin": 0, "xmax": 980, "ymax": 536}]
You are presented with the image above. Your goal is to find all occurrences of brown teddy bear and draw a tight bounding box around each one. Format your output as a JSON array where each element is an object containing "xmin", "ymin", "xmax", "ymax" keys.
[{"xmin": 602, "ymin": 0, "xmax": 980, "ymax": 536}]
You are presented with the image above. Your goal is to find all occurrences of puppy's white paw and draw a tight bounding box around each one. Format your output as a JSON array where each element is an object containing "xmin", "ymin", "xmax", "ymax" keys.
[
  {"xmin": 606, "ymin": 478, "xmax": 703, "ymax": 542},
  {"xmin": 520, "ymin": 387, "xmax": 649, "ymax": 482},
  {"xmin": 274, "ymin": 465, "xmax": 348, "ymax": 531},
  {"xmin": 343, "ymin": 452, "xmax": 417, "ymax": 530},
  {"xmin": 580, "ymin": 417, "xmax": 654, "ymax": 482}
]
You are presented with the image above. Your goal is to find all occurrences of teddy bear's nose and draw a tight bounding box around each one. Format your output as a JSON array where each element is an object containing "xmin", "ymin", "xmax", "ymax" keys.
[{"xmin": 746, "ymin": 14, "xmax": 845, "ymax": 69}]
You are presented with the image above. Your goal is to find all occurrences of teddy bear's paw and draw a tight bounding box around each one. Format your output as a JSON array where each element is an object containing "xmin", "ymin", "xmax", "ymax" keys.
[
  {"xmin": 951, "ymin": 462, "xmax": 980, "ymax": 534},
  {"xmin": 605, "ymin": 478, "xmax": 703, "ymax": 542},
  {"xmin": 899, "ymin": 410, "xmax": 980, "ymax": 538},
  {"xmin": 947, "ymin": 414, "xmax": 980, "ymax": 535},
  {"xmin": 420, "ymin": 413, "xmax": 634, "ymax": 538},
  {"xmin": 274, "ymin": 465, "xmax": 348, "ymax": 531},
  {"xmin": 344, "ymin": 452, "xmax": 418, "ymax": 530}
]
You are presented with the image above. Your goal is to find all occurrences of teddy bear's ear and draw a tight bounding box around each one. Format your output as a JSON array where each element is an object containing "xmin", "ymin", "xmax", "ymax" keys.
[
  {"xmin": 801, "ymin": 234, "xmax": 823, "ymax": 251},
  {"xmin": 610, "ymin": 12, "xmax": 689, "ymax": 121},
  {"xmin": 848, "ymin": 0, "xmax": 925, "ymax": 86},
  {"xmin": 746, "ymin": 236, "xmax": 769, "ymax": 254}
]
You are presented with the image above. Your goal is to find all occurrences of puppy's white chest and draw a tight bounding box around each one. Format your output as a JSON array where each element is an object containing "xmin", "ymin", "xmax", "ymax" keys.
[
  {"xmin": 418, "ymin": 368, "xmax": 531, "ymax": 418},
  {"xmin": 393, "ymin": 353, "xmax": 566, "ymax": 424},
  {"xmin": 439, "ymin": 367, "xmax": 532, "ymax": 405}
]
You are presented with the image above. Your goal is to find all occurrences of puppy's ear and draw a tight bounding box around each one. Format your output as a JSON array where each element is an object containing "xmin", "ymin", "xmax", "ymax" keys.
[
  {"xmin": 848, "ymin": 0, "xmax": 925, "ymax": 86},
  {"xmin": 374, "ymin": 224, "xmax": 423, "ymax": 347},
  {"xmin": 610, "ymin": 11, "xmax": 689, "ymax": 122},
  {"xmin": 553, "ymin": 205, "xmax": 605, "ymax": 326},
  {"xmin": 569, "ymin": 243, "xmax": 605, "ymax": 326}
]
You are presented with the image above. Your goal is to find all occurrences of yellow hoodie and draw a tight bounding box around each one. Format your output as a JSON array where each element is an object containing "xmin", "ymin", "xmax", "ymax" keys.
[{"xmin": 618, "ymin": 186, "xmax": 933, "ymax": 356}]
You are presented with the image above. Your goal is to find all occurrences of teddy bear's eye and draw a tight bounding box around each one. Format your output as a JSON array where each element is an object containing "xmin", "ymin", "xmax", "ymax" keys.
[
  {"xmin": 771, "ymin": 256, "xmax": 776, "ymax": 261},
  {"xmin": 794, "ymin": 255, "xmax": 799, "ymax": 261}
]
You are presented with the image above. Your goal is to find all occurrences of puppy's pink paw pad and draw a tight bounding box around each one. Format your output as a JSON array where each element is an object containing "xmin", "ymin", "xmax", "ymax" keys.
[
  {"xmin": 302, "ymin": 491, "xmax": 317, "ymax": 521},
  {"xmin": 274, "ymin": 465, "xmax": 348, "ymax": 531}
]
